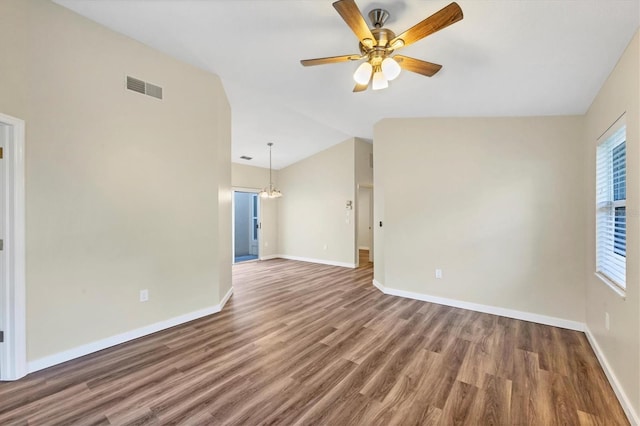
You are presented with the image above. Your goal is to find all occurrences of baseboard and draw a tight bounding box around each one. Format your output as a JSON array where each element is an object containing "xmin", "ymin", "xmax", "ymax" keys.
[
  {"xmin": 371, "ymin": 279, "xmax": 584, "ymax": 331},
  {"xmin": 220, "ymin": 287, "xmax": 234, "ymax": 308},
  {"xmin": 584, "ymin": 326, "xmax": 639, "ymax": 425},
  {"xmin": 27, "ymin": 288, "xmax": 234, "ymax": 374},
  {"xmin": 259, "ymin": 254, "xmax": 280, "ymax": 261},
  {"xmin": 277, "ymin": 255, "xmax": 356, "ymax": 269}
]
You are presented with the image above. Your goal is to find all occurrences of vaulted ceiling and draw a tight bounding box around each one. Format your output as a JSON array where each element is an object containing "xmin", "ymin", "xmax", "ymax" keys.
[{"xmin": 54, "ymin": 0, "xmax": 639, "ymax": 169}]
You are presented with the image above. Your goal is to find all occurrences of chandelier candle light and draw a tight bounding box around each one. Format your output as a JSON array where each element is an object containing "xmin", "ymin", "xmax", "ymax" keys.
[{"xmin": 259, "ymin": 143, "xmax": 282, "ymax": 199}]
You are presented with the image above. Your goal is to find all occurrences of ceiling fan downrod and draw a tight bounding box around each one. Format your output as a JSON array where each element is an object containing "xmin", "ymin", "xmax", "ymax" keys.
[{"xmin": 368, "ymin": 9, "xmax": 389, "ymax": 29}]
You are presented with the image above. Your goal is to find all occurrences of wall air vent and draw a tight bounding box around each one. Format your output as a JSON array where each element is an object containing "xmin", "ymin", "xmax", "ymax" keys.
[
  {"xmin": 145, "ymin": 83, "xmax": 163, "ymax": 99},
  {"xmin": 240, "ymin": 156, "xmax": 253, "ymax": 160},
  {"xmin": 126, "ymin": 76, "xmax": 163, "ymax": 100}
]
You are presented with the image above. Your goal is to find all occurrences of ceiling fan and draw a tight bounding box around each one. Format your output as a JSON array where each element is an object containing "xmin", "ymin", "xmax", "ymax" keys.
[{"xmin": 300, "ymin": 0, "xmax": 463, "ymax": 92}]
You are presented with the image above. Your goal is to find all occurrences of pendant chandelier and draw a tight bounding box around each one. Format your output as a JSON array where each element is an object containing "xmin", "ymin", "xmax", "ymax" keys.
[{"xmin": 259, "ymin": 143, "xmax": 282, "ymax": 199}]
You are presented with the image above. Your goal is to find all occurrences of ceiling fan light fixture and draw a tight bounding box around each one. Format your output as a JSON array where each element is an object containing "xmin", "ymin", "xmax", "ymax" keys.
[
  {"xmin": 372, "ymin": 68, "xmax": 388, "ymax": 90},
  {"xmin": 389, "ymin": 39, "xmax": 405, "ymax": 50},
  {"xmin": 381, "ymin": 57, "xmax": 401, "ymax": 80},
  {"xmin": 300, "ymin": 0, "xmax": 464, "ymax": 92},
  {"xmin": 353, "ymin": 61, "xmax": 373, "ymax": 85},
  {"xmin": 362, "ymin": 38, "xmax": 375, "ymax": 49}
]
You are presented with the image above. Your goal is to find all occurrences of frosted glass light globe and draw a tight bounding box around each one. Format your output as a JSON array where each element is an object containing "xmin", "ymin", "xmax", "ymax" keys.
[
  {"xmin": 353, "ymin": 62, "xmax": 373, "ymax": 85},
  {"xmin": 372, "ymin": 70, "xmax": 388, "ymax": 90},
  {"xmin": 381, "ymin": 57, "xmax": 401, "ymax": 81}
]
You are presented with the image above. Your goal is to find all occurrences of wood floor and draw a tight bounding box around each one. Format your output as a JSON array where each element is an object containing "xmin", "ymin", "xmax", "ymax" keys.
[{"xmin": 0, "ymin": 251, "xmax": 629, "ymax": 425}]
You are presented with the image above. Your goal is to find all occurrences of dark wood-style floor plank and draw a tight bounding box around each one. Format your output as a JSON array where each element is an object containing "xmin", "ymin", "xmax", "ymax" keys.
[{"xmin": 0, "ymin": 251, "xmax": 630, "ymax": 425}]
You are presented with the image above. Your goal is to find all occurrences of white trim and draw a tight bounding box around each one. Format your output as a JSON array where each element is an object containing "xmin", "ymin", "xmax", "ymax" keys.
[
  {"xmin": 277, "ymin": 255, "xmax": 356, "ymax": 269},
  {"xmin": 232, "ymin": 186, "xmax": 261, "ymax": 193},
  {"xmin": 371, "ymin": 279, "xmax": 583, "ymax": 331},
  {"xmin": 259, "ymin": 254, "xmax": 279, "ymax": 261},
  {"xmin": 28, "ymin": 289, "xmax": 233, "ymax": 374},
  {"xmin": 0, "ymin": 113, "xmax": 26, "ymax": 381},
  {"xmin": 594, "ymin": 272, "xmax": 626, "ymax": 299},
  {"xmin": 358, "ymin": 246, "xmax": 370, "ymax": 250},
  {"xmin": 584, "ymin": 326, "xmax": 638, "ymax": 425},
  {"xmin": 220, "ymin": 286, "xmax": 233, "ymax": 308}
]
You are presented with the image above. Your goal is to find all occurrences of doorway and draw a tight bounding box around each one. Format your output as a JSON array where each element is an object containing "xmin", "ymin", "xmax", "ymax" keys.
[
  {"xmin": 233, "ymin": 191, "xmax": 259, "ymax": 263},
  {"xmin": 357, "ymin": 185, "xmax": 373, "ymax": 265},
  {"xmin": 0, "ymin": 113, "xmax": 26, "ymax": 381}
]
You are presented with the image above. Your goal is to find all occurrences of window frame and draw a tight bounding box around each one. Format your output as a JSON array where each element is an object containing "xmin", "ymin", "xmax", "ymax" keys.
[
  {"xmin": 595, "ymin": 115, "xmax": 627, "ymax": 296},
  {"xmin": 251, "ymin": 193, "xmax": 259, "ymax": 242}
]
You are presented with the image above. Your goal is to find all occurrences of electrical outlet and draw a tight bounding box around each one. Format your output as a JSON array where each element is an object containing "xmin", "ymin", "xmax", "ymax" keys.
[
  {"xmin": 140, "ymin": 289, "xmax": 149, "ymax": 302},
  {"xmin": 435, "ymin": 269, "xmax": 443, "ymax": 279},
  {"xmin": 323, "ymin": 244, "xmax": 328, "ymax": 250},
  {"xmin": 605, "ymin": 312, "xmax": 610, "ymax": 330},
  {"xmin": 264, "ymin": 241, "xmax": 268, "ymax": 247}
]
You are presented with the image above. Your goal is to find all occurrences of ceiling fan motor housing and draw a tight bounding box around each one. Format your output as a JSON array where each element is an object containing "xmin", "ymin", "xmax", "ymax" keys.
[{"xmin": 359, "ymin": 27, "xmax": 397, "ymax": 64}]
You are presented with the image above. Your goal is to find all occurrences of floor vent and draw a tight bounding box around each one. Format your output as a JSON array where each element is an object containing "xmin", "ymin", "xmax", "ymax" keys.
[{"xmin": 126, "ymin": 76, "xmax": 163, "ymax": 100}]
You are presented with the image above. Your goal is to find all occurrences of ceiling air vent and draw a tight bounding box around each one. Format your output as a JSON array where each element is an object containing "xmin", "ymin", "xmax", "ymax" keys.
[{"xmin": 126, "ymin": 76, "xmax": 163, "ymax": 100}]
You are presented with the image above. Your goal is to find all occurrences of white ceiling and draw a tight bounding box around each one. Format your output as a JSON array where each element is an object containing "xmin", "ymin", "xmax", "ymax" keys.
[{"xmin": 54, "ymin": 0, "xmax": 639, "ymax": 169}]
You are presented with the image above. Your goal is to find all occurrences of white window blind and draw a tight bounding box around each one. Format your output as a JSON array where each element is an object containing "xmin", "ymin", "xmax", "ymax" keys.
[{"xmin": 596, "ymin": 122, "xmax": 626, "ymax": 289}]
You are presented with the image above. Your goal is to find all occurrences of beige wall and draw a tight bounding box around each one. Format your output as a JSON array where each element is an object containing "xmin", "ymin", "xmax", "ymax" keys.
[
  {"xmin": 278, "ymin": 138, "xmax": 356, "ymax": 266},
  {"xmin": 355, "ymin": 138, "xmax": 373, "ymax": 186},
  {"xmin": 0, "ymin": 0, "xmax": 231, "ymax": 361},
  {"xmin": 584, "ymin": 31, "xmax": 639, "ymax": 419},
  {"xmin": 373, "ymin": 151, "xmax": 386, "ymax": 282},
  {"xmin": 374, "ymin": 116, "xmax": 586, "ymax": 322},
  {"xmin": 231, "ymin": 163, "xmax": 279, "ymax": 258}
]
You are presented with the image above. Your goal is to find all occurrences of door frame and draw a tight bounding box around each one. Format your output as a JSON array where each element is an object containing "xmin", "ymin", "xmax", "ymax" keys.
[
  {"xmin": 356, "ymin": 184, "xmax": 374, "ymax": 266},
  {"xmin": 231, "ymin": 187, "xmax": 261, "ymax": 264},
  {"xmin": 0, "ymin": 113, "xmax": 26, "ymax": 381}
]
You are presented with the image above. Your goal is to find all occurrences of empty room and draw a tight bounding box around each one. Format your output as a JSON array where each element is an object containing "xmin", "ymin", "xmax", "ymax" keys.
[{"xmin": 0, "ymin": 0, "xmax": 639, "ymax": 424}]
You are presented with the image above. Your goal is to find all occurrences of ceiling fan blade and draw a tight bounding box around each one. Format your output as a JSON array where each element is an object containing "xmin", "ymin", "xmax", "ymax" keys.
[
  {"xmin": 300, "ymin": 54, "xmax": 362, "ymax": 66},
  {"xmin": 333, "ymin": 0, "xmax": 375, "ymax": 48},
  {"xmin": 353, "ymin": 82, "xmax": 368, "ymax": 92},
  {"xmin": 389, "ymin": 2, "xmax": 463, "ymax": 49},
  {"xmin": 394, "ymin": 55, "xmax": 442, "ymax": 77}
]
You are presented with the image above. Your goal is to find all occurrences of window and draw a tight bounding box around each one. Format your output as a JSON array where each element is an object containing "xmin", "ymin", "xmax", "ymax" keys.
[
  {"xmin": 596, "ymin": 121, "xmax": 626, "ymax": 290},
  {"xmin": 251, "ymin": 194, "xmax": 258, "ymax": 241}
]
